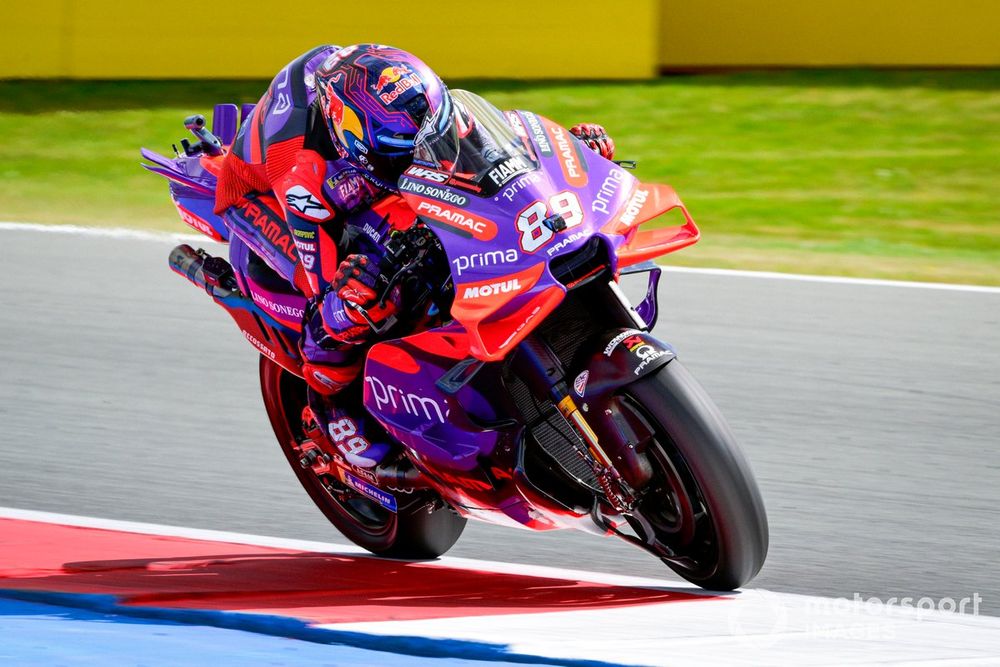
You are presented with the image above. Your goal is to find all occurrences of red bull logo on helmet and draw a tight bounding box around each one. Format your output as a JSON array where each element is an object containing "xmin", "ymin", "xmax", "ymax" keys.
[
  {"xmin": 374, "ymin": 65, "xmax": 422, "ymax": 105},
  {"xmin": 325, "ymin": 83, "xmax": 365, "ymax": 147},
  {"xmin": 325, "ymin": 82, "xmax": 345, "ymax": 126}
]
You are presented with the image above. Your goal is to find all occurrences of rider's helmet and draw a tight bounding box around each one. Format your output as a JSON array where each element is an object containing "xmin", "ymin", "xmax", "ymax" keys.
[{"xmin": 314, "ymin": 44, "xmax": 451, "ymax": 189}]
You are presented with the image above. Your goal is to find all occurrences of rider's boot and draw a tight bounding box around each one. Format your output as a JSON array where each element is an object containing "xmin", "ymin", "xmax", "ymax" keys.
[
  {"xmin": 305, "ymin": 388, "xmax": 393, "ymax": 469},
  {"xmin": 298, "ymin": 299, "xmax": 394, "ymax": 469}
]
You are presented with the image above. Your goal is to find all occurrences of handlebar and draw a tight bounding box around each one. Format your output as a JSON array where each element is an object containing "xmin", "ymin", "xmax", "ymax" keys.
[
  {"xmin": 182, "ymin": 114, "xmax": 224, "ymax": 157},
  {"xmin": 348, "ymin": 219, "xmax": 445, "ymax": 335}
]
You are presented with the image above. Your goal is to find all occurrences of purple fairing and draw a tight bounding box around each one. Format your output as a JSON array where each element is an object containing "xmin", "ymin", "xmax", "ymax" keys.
[
  {"xmin": 434, "ymin": 107, "xmax": 634, "ymax": 280},
  {"xmin": 175, "ymin": 190, "xmax": 227, "ymax": 240},
  {"xmin": 140, "ymin": 147, "xmax": 230, "ymax": 242},
  {"xmin": 357, "ymin": 97, "xmax": 650, "ymax": 520},
  {"xmin": 394, "ymin": 94, "xmax": 638, "ymax": 361},
  {"xmin": 245, "ymin": 275, "xmax": 307, "ymax": 330},
  {"xmin": 363, "ymin": 339, "xmax": 502, "ymax": 473},
  {"xmin": 211, "ymin": 104, "xmax": 239, "ymax": 146},
  {"xmin": 633, "ymin": 265, "xmax": 662, "ymax": 329}
]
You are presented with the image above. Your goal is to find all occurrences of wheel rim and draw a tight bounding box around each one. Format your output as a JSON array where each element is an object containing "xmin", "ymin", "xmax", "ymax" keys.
[
  {"xmin": 623, "ymin": 394, "xmax": 722, "ymax": 581},
  {"xmin": 265, "ymin": 360, "xmax": 397, "ymax": 542}
]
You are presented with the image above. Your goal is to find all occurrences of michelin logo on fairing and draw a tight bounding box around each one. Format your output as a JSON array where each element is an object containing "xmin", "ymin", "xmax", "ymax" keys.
[{"xmin": 343, "ymin": 471, "xmax": 397, "ymax": 513}]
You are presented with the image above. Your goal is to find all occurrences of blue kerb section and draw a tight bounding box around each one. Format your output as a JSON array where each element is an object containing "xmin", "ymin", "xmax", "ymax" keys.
[
  {"xmin": 0, "ymin": 597, "xmax": 413, "ymax": 667},
  {"xmin": 0, "ymin": 590, "xmax": 639, "ymax": 667}
]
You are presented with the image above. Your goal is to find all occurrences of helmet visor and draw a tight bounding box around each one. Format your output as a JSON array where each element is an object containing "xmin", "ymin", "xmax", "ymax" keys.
[{"xmin": 409, "ymin": 89, "xmax": 537, "ymax": 197}]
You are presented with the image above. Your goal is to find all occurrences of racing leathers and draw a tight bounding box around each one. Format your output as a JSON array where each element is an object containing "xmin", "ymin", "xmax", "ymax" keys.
[{"xmin": 214, "ymin": 45, "xmax": 398, "ymax": 467}]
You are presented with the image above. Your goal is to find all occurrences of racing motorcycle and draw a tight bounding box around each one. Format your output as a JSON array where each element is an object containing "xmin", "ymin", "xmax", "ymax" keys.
[{"xmin": 142, "ymin": 91, "xmax": 768, "ymax": 590}]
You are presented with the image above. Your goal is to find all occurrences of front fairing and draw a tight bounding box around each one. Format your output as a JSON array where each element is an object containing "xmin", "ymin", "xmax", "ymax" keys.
[{"xmin": 402, "ymin": 101, "xmax": 639, "ymax": 360}]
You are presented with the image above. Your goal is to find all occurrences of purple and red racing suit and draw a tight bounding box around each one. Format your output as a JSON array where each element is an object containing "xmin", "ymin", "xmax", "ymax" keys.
[
  {"xmin": 215, "ymin": 45, "xmax": 397, "ymax": 392},
  {"xmin": 214, "ymin": 45, "xmax": 396, "ymax": 467}
]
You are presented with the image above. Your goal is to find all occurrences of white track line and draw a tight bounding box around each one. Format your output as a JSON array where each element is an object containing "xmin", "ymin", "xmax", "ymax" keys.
[
  {"xmin": 3, "ymin": 221, "xmax": 998, "ymax": 294},
  {"xmin": 661, "ymin": 266, "xmax": 1000, "ymax": 294},
  {"xmin": 0, "ymin": 221, "xmax": 204, "ymax": 243}
]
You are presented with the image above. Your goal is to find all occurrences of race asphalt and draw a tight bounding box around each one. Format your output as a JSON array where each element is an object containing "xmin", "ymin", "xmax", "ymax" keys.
[{"xmin": 1, "ymin": 228, "xmax": 998, "ymax": 614}]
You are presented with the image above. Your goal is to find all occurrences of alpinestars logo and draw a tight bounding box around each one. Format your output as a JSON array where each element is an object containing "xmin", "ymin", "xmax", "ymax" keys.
[{"xmin": 285, "ymin": 185, "xmax": 331, "ymax": 221}]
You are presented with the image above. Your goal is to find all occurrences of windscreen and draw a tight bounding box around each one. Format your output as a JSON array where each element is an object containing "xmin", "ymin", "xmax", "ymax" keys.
[{"xmin": 410, "ymin": 89, "xmax": 537, "ymax": 197}]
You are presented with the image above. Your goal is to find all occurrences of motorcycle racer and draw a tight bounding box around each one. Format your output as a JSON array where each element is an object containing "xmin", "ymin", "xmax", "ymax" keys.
[{"xmin": 215, "ymin": 43, "xmax": 616, "ymax": 469}]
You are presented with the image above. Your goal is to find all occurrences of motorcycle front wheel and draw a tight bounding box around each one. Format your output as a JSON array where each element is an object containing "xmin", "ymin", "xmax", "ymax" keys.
[
  {"xmin": 258, "ymin": 355, "xmax": 467, "ymax": 559},
  {"xmin": 623, "ymin": 360, "xmax": 769, "ymax": 590}
]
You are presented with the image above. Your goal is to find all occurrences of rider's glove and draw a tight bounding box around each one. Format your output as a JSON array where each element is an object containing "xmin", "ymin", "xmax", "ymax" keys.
[
  {"xmin": 570, "ymin": 123, "xmax": 615, "ymax": 160},
  {"xmin": 320, "ymin": 253, "xmax": 400, "ymax": 344}
]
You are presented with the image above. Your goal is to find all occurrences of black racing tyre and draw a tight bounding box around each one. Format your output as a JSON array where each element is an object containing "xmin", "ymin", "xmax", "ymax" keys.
[
  {"xmin": 623, "ymin": 360, "xmax": 768, "ymax": 590},
  {"xmin": 258, "ymin": 355, "xmax": 467, "ymax": 559}
]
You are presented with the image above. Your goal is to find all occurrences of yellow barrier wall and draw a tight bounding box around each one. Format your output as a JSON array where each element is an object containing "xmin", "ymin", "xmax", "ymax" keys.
[
  {"xmin": 4, "ymin": 1, "xmax": 997, "ymax": 78},
  {"xmin": 0, "ymin": 1, "xmax": 658, "ymax": 79},
  {"xmin": 659, "ymin": 0, "xmax": 1000, "ymax": 67}
]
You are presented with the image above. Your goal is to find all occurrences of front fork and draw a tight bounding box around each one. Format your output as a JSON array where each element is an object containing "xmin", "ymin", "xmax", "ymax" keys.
[
  {"xmin": 511, "ymin": 266, "xmax": 676, "ymax": 544},
  {"xmin": 513, "ymin": 335, "xmax": 645, "ymax": 517}
]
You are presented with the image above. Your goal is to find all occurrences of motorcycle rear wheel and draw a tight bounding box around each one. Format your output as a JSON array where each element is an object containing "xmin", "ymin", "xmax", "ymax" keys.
[
  {"xmin": 623, "ymin": 360, "xmax": 769, "ymax": 590},
  {"xmin": 258, "ymin": 355, "xmax": 467, "ymax": 559}
]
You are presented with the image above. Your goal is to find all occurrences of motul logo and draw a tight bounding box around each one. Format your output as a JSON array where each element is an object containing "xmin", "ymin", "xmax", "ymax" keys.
[
  {"xmin": 463, "ymin": 278, "xmax": 522, "ymax": 299},
  {"xmin": 619, "ymin": 188, "xmax": 649, "ymax": 227}
]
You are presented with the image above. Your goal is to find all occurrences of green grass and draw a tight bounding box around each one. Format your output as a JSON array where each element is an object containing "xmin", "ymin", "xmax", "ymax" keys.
[{"xmin": 1, "ymin": 71, "xmax": 998, "ymax": 284}]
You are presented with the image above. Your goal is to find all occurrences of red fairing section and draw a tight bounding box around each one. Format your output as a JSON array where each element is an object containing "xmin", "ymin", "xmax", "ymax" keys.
[
  {"xmin": 601, "ymin": 183, "xmax": 700, "ymax": 268},
  {"xmin": 173, "ymin": 202, "xmax": 226, "ymax": 242}
]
